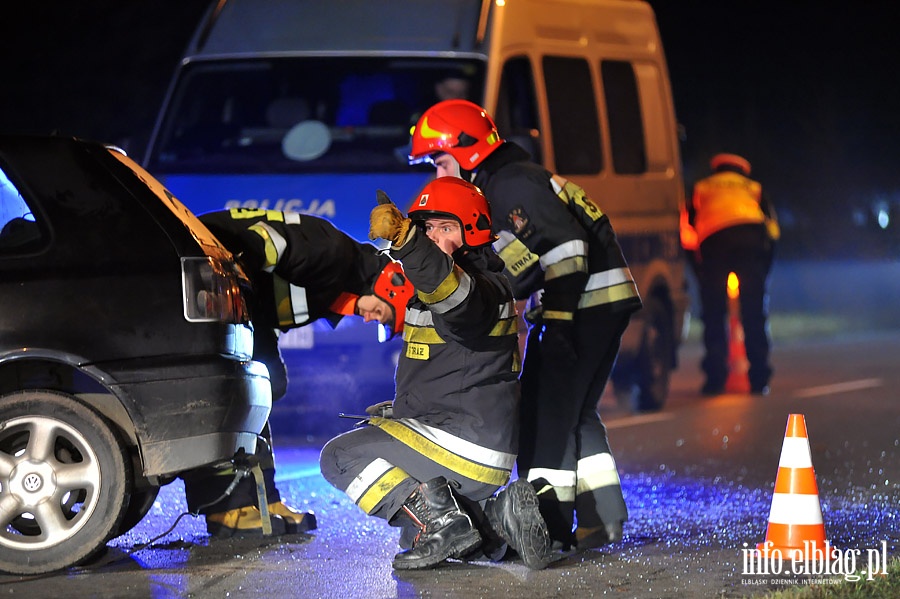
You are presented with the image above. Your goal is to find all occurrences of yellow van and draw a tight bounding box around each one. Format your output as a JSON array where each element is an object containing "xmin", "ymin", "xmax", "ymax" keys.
[{"xmin": 144, "ymin": 0, "xmax": 688, "ymax": 416}]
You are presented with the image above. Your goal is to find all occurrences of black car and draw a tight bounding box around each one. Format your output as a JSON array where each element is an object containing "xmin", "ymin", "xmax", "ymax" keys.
[{"xmin": 0, "ymin": 135, "xmax": 272, "ymax": 575}]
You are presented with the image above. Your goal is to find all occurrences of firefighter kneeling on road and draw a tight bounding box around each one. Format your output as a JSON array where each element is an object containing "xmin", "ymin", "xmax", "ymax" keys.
[
  {"xmin": 320, "ymin": 178, "xmax": 553, "ymax": 570},
  {"xmin": 182, "ymin": 208, "xmax": 413, "ymax": 537}
]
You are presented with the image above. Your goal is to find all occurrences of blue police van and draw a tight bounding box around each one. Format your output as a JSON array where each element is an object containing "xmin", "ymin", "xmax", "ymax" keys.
[{"xmin": 143, "ymin": 0, "xmax": 689, "ymax": 437}]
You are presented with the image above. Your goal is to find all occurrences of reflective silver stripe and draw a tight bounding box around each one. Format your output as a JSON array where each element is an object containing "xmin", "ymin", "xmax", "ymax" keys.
[
  {"xmin": 395, "ymin": 418, "xmax": 516, "ymax": 470},
  {"xmin": 527, "ymin": 467, "xmax": 576, "ymax": 502},
  {"xmin": 282, "ymin": 212, "xmax": 301, "ymax": 224},
  {"xmin": 498, "ymin": 300, "xmax": 516, "ymax": 320},
  {"xmin": 550, "ymin": 177, "xmax": 564, "ymax": 195},
  {"xmin": 407, "ymin": 301, "xmax": 514, "ymax": 330},
  {"xmin": 405, "ymin": 307, "xmax": 433, "ymax": 326},
  {"xmin": 526, "ymin": 467, "xmax": 576, "ymax": 487},
  {"xmin": 289, "ymin": 283, "xmax": 309, "ymax": 323},
  {"xmin": 345, "ymin": 458, "xmax": 394, "ymax": 504},
  {"xmin": 427, "ymin": 269, "xmax": 473, "ymax": 314},
  {"xmin": 249, "ymin": 221, "xmax": 288, "ymax": 273},
  {"xmin": 584, "ymin": 267, "xmax": 634, "ymax": 290},
  {"xmin": 576, "ymin": 452, "xmax": 622, "ymax": 493},
  {"xmin": 539, "ymin": 239, "xmax": 587, "ymax": 270},
  {"xmin": 492, "ymin": 229, "xmax": 517, "ymax": 252}
]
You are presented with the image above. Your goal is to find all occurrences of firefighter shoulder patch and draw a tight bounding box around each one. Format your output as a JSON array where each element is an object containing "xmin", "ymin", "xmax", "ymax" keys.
[{"xmin": 507, "ymin": 206, "xmax": 534, "ymax": 239}]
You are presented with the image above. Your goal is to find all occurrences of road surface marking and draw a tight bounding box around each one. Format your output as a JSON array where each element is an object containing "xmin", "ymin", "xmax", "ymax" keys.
[
  {"xmin": 606, "ymin": 412, "xmax": 675, "ymax": 429},
  {"xmin": 792, "ymin": 378, "xmax": 883, "ymax": 399}
]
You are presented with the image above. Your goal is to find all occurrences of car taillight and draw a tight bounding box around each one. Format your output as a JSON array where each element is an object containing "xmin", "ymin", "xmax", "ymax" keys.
[{"xmin": 181, "ymin": 257, "xmax": 249, "ymax": 323}]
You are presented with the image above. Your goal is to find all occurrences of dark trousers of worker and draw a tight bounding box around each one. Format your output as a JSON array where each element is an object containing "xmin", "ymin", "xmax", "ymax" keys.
[
  {"xmin": 517, "ymin": 307, "xmax": 631, "ymax": 541},
  {"xmin": 319, "ymin": 424, "xmax": 502, "ymax": 547},
  {"xmin": 697, "ymin": 224, "xmax": 773, "ymax": 390},
  {"xmin": 182, "ymin": 327, "xmax": 287, "ymax": 514}
]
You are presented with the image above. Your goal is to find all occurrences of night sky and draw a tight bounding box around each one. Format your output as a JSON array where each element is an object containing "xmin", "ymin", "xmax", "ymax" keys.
[{"xmin": 2, "ymin": 1, "xmax": 898, "ymax": 258}]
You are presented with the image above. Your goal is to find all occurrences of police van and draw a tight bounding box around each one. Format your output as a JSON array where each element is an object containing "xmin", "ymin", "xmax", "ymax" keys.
[{"xmin": 143, "ymin": 0, "xmax": 688, "ymax": 424}]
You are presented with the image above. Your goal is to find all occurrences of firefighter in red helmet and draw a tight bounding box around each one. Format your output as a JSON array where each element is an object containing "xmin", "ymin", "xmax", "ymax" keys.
[
  {"xmin": 409, "ymin": 100, "xmax": 642, "ymax": 552},
  {"xmin": 682, "ymin": 153, "xmax": 780, "ymax": 395},
  {"xmin": 182, "ymin": 208, "xmax": 413, "ymax": 538},
  {"xmin": 320, "ymin": 178, "xmax": 552, "ymax": 571}
]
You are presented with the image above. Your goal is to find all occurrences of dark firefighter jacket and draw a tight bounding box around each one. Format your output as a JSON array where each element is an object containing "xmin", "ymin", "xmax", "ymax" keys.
[
  {"xmin": 370, "ymin": 228, "xmax": 520, "ymax": 486},
  {"xmin": 199, "ymin": 209, "xmax": 386, "ymax": 331},
  {"xmin": 473, "ymin": 142, "xmax": 642, "ymax": 323}
]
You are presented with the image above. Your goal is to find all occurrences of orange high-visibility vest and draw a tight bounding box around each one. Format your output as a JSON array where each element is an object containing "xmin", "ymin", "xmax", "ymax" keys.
[{"xmin": 691, "ymin": 171, "xmax": 765, "ymax": 244}]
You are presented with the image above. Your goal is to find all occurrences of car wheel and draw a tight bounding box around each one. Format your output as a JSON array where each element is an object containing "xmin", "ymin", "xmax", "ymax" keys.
[
  {"xmin": 0, "ymin": 390, "xmax": 131, "ymax": 575},
  {"xmin": 116, "ymin": 485, "xmax": 160, "ymax": 536}
]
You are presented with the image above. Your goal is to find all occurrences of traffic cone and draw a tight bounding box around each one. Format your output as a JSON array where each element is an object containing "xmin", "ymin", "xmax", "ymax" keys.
[
  {"xmin": 757, "ymin": 414, "xmax": 828, "ymax": 561},
  {"xmin": 725, "ymin": 272, "xmax": 751, "ymax": 393}
]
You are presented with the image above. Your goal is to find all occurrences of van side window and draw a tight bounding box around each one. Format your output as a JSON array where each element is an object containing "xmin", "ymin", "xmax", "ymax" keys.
[
  {"xmin": 542, "ymin": 56, "xmax": 603, "ymax": 175},
  {"xmin": 601, "ymin": 60, "xmax": 647, "ymax": 175},
  {"xmin": 0, "ymin": 166, "xmax": 44, "ymax": 254},
  {"xmin": 495, "ymin": 56, "xmax": 542, "ymax": 163}
]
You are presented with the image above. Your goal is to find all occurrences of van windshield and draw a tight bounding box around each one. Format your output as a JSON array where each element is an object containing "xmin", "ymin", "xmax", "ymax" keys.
[{"xmin": 147, "ymin": 57, "xmax": 484, "ymax": 175}]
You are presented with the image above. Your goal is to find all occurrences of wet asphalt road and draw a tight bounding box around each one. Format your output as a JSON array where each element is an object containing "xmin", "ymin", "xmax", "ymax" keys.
[{"xmin": 1, "ymin": 332, "xmax": 898, "ymax": 598}]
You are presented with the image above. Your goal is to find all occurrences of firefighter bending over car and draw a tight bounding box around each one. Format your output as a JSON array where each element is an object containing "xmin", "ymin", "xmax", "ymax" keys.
[
  {"xmin": 408, "ymin": 100, "xmax": 642, "ymax": 552},
  {"xmin": 319, "ymin": 178, "xmax": 553, "ymax": 570},
  {"xmin": 182, "ymin": 209, "xmax": 413, "ymax": 538}
]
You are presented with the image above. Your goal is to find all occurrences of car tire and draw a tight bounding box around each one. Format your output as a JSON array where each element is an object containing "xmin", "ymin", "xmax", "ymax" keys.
[
  {"xmin": 116, "ymin": 485, "xmax": 161, "ymax": 537},
  {"xmin": 0, "ymin": 390, "xmax": 131, "ymax": 575}
]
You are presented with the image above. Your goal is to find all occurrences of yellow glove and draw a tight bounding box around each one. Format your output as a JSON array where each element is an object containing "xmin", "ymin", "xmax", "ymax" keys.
[{"xmin": 369, "ymin": 189, "xmax": 413, "ymax": 248}]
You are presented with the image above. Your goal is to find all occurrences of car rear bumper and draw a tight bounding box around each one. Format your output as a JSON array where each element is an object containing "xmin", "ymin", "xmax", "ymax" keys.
[{"xmin": 108, "ymin": 358, "xmax": 272, "ymax": 477}]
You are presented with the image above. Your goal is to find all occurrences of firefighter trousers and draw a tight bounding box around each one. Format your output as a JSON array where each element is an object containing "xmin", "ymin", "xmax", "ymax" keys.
[
  {"xmin": 698, "ymin": 224, "xmax": 773, "ymax": 390},
  {"xmin": 517, "ymin": 308, "xmax": 631, "ymax": 541}
]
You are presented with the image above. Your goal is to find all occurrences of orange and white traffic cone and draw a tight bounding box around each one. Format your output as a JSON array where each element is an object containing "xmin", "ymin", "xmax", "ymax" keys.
[
  {"xmin": 725, "ymin": 272, "xmax": 751, "ymax": 393},
  {"xmin": 757, "ymin": 414, "xmax": 828, "ymax": 561}
]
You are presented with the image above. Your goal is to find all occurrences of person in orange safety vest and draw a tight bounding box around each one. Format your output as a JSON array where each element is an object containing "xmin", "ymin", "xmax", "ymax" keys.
[{"xmin": 681, "ymin": 153, "xmax": 780, "ymax": 396}]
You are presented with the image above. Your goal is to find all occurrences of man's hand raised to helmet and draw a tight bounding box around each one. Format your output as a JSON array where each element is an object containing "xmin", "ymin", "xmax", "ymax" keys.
[{"xmin": 369, "ymin": 189, "xmax": 414, "ymax": 248}]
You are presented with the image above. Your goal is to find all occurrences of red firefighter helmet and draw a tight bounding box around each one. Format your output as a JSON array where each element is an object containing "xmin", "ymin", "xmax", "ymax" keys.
[
  {"xmin": 371, "ymin": 260, "xmax": 414, "ymax": 337},
  {"xmin": 408, "ymin": 99, "xmax": 502, "ymax": 170},
  {"xmin": 710, "ymin": 153, "xmax": 751, "ymax": 176},
  {"xmin": 408, "ymin": 176, "xmax": 493, "ymax": 248}
]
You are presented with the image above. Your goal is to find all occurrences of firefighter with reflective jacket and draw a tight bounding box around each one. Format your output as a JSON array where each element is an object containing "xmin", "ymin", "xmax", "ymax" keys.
[
  {"xmin": 681, "ymin": 153, "xmax": 780, "ymax": 396},
  {"xmin": 183, "ymin": 208, "xmax": 414, "ymax": 538},
  {"xmin": 408, "ymin": 100, "xmax": 643, "ymax": 552},
  {"xmin": 320, "ymin": 178, "xmax": 553, "ymax": 570}
]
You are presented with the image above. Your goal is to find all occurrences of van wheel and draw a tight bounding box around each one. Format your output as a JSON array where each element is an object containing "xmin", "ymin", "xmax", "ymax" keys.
[
  {"xmin": 0, "ymin": 390, "xmax": 131, "ymax": 575},
  {"xmin": 633, "ymin": 297, "xmax": 673, "ymax": 412},
  {"xmin": 611, "ymin": 297, "xmax": 673, "ymax": 412}
]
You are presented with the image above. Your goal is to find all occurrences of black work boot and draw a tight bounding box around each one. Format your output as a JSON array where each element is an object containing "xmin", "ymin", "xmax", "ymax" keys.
[
  {"xmin": 485, "ymin": 479, "xmax": 552, "ymax": 570},
  {"xmin": 392, "ymin": 477, "xmax": 482, "ymax": 570}
]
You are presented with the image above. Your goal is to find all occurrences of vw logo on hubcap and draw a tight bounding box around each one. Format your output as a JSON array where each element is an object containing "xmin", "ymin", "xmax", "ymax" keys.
[{"xmin": 22, "ymin": 472, "xmax": 43, "ymax": 493}]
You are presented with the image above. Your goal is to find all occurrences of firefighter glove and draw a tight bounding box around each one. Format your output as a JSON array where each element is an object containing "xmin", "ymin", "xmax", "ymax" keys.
[
  {"xmin": 369, "ymin": 190, "xmax": 413, "ymax": 248},
  {"xmin": 365, "ymin": 400, "xmax": 394, "ymax": 419},
  {"xmin": 541, "ymin": 320, "xmax": 578, "ymax": 363}
]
